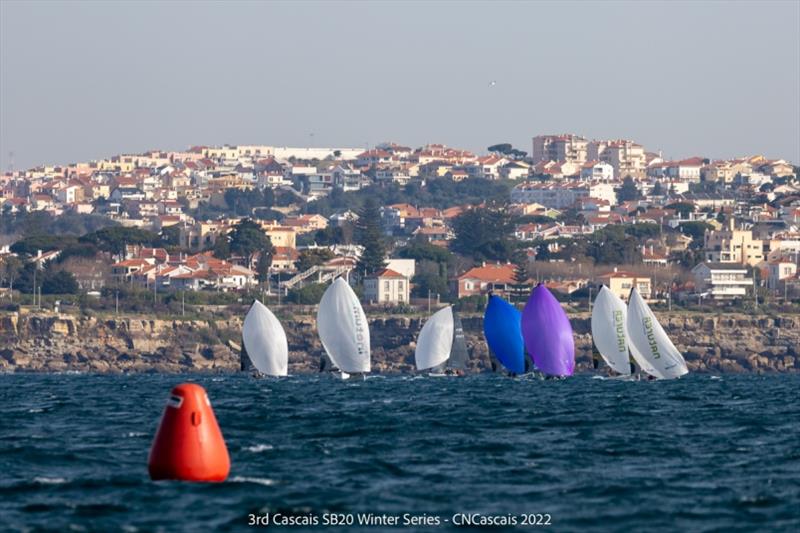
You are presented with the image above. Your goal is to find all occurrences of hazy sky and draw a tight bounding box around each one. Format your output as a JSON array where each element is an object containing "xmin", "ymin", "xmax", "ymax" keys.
[{"xmin": 1, "ymin": 0, "xmax": 798, "ymax": 170}]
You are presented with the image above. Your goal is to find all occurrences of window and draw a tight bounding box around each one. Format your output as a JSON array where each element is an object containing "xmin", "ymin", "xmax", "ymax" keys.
[
  {"xmin": 398, "ymin": 282, "xmax": 403, "ymax": 290},
  {"xmin": 384, "ymin": 281, "xmax": 390, "ymax": 290}
]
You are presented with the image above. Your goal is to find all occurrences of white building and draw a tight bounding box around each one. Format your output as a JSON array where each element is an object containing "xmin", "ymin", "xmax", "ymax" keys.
[
  {"xmin": 511, "ymin": 182, "xmax": 617, "ymax": 208},
  {"xmin": 363, "ymin": 268, "xmax": 410, "ymax": 304},
  {"xmin": 691, "ymin": 263, "xmax": 752, "ymax": 299},
  {"xmin": 580, "ymin": 161, "xmax": 614, "ymax": 182}
]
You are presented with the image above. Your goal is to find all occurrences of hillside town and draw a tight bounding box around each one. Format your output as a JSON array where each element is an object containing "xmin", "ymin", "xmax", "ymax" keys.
[{"xmin": 0, "ymin": 134, "xmax": 798, "ymax": 311}]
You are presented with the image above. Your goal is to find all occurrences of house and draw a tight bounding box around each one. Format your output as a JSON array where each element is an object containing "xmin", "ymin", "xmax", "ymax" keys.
[
  {"xmin": 691, "ymin": 263, "xmax": 752, "ymax": 299},
  {"xmin": 363, "ymin": 269, "xmax": 409, "ymax": 304},
  {"xmin": 270, "ymin": 247, "xmax": 299, "ymax": 272},
  {"xmin": 762, "ymin": 261, "xmax": 797, "ymax": 290},
  {"xmin": 580, "ymin": 161, "xmax": 614, "ymax": 181},
  {"xmin": 704, "ymin": 219, "xmax": 764, "ymax": 266},
  {"xmin": 499, "ymin": 161, "xmax": 530, "ymax": 181},
  {"xmin": 596, "ymin": 268, "xmax": 652, "ymax": 301},
  {"xmin": 454, "ymin": 263, "xmax": 516, "ymax": 298}
]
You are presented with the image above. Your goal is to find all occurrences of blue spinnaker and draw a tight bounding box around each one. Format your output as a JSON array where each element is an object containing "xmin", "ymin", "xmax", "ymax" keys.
[{"xmin": 483, "ymin": 295, "xmax": 526, "ymax": 374}]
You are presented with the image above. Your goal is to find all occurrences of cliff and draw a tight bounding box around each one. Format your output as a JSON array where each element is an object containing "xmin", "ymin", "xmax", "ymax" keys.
[{"xmin": 0, "ymin": 310, "xmax": 797, "ymax": 374}]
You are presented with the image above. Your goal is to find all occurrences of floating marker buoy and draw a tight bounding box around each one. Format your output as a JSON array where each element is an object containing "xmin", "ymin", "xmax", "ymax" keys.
[{"xmin": 148, "ymin": 383, "xmax": 230, "ymax": 482}]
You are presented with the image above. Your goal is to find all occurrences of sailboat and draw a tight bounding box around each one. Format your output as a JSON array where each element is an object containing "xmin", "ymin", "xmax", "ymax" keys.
[
  {"xmin": 483, "ymin": 295, "xmax": 526, "ymax": 375},
  {"xmin": 590, "ymin": 286, "xmax": 633, "ymax": 376},
  {"xmin": 626, "ymin": 287, "xmax": 688, "ymax": 380},
  {"xmin": 521, "ymin": 284, "xmax": 575, "ymax": 377},
  {"xmin": 317, "ymin": 277, "xmax": 371, "ymax": 378},
  {"xmin": 241, "ymin": 300, "xmax": 289, "ymax": 377},
  {"xmin": 415, "ymin": 306, "xmax": 469, "ymax": 375}
]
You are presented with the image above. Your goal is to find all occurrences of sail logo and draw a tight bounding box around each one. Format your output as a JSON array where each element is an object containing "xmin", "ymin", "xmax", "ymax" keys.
[
  {"xmin": 642, "ymin": 316, "xmax": 661, "ymax": 359},
  {"xmin": 353, "ymin": 304, "xmax": 366, "ymax": 356},
  {"xmin": 613, "ymin": 310, "xmax": 626, "ymax": 353}
]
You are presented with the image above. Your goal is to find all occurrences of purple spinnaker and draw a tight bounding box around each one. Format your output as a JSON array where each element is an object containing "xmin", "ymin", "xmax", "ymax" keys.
[{"xmin": 521, "ymin": 284, "xmax": 575, "ymax": 377}]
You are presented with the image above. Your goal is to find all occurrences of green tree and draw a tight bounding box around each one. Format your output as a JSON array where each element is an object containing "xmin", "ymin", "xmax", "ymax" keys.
[
  {"xmin": 452, "ymin": 207, "xmax": 515, "ymax": 262},
  {"xmin": 255, "ymin": 251, "xmax": 272, "ymax": 284},
  {"xmin": 42, "ymin": 270, "xmax": 79, "ymax": 294},
  {"xmin": 354, "ymin": 198, "xmax": 387, "ymax": 276},
  {"xmin": 212, "ymin": 237, "xmax": 231, "ymax": 259},
  {"xmin": 0, "ymin": 255, "xmax": 23, "ymax": 297},
  {"xmin": 678, "ymin": 221, "xmax": 712, "ymax": 243},
  {"xmin": 10, "ymin": 235, "xmax": 77, "ymax": 256},
  {"xmin": 666, "ymin": 202, "xmax": 695, "ymax": 217},
  {"xmin": 586, "ymin": 226, "xmax": 642, "ymax": 264},
  {"xmin": 652, "ymin": 181, "xmax": 664, "ymax": 196},
  {"xmin": 228, "ymin": 219, "xmax": 273, "ymax": 265},
  {"xmin": 80, "ymin": 227, "xmax": 159, "ymax": 254},
  {"xmin": 295, "ymin": 248, "xmax": 335, "ymax": 272},
  {"xmin": 287, "ymin": 282, "xmax": 328, "ymax": 304},
  {"xmin": 510, "ymin": 250, "xmax": 530, "ymax": 302},
  {"xmin": 616, "ymin": 176, "xmax": 642, "ymax": 202}
]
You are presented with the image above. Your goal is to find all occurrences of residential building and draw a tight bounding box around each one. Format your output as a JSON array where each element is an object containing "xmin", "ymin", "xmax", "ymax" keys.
[
  {"xmin": 510, "ymin": 182, "xmax": 616, "ymax": 208},
  {"xmin": 596, "ymin": 268, "xmax": 652, "ymax": 301},
  {"xmin": 691, "ymin": 263, "xmax": 752, "ymax": 299},
  {"xmin": 454, "ymin": 263, "xmax": 516, "ymax": 298},
  {"xmin": 588, "ymin": 139, "xmax": 646, "ymax": 179},
  {"xmin": 580, "ymin": 161, "xmax": 614, "ymax": 182},
  {"xmin": 532, "ymin": 134, "xmax": 588, "ymax": 165},
  {"xmin": 704, "ymin": 219, "xmax": 764, "ymax": 266},
  {"xmin": 363, "ymin": 269, "xmax": 409, "ymax": 304}
]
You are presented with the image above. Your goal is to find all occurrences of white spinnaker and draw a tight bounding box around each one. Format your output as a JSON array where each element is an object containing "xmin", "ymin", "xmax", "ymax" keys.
[
  {"xmin": 242, "ymin": 300, "xmax": 289, "ymax": 376},
  {"xmin": 317, "ymin": 278, "xmax": 371, "ymax": 374},
  {"xmin": 591, "ymin": 286, "xmax": 632, "ymax": 375},
  {"xmin": 414, "ymin": 306, "xmax": 454, "ymax": 370},
  {"xmin": 626, "ymin": 288, "xmax": 689, "ymax": 379}
]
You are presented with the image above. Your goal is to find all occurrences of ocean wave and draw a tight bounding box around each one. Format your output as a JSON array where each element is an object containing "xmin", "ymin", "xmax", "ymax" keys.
[
  {"xmin": 244, "ymin": 444, "xmax": 273, "ymax": 453},
  {"xmin": 33, "ymin": 477, "xmax": 67, "ymax": 485},
  {"xmin": 230, "ymin": 476, "xmax": 275, "ymax": 486}
]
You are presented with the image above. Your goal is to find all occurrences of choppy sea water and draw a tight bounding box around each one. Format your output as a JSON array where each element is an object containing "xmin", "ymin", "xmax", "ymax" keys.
[{"xmin": 0, "ymin": 373, "xmax": 798, "ymax": 532}]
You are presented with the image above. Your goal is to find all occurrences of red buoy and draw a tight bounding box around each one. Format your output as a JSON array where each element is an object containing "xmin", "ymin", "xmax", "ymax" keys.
[{"xmin": 148, "ymin": 383, "xmax": 230, "ymax": 482}]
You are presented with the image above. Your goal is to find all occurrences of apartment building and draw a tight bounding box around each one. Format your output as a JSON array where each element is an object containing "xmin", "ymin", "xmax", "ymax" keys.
[
  {"xmin": 691, "ymin": 263, "xmax": 752, "ymax": 299},
  {"xmin": 588, "ymin": 140, "xmax": 646, "ymax": 179},
  {"xmin": 704, "ymin": 219, "xmax": 764, "ymax": 266},
  {"xmin": 511, "ymin": 182, "xmax": 617, "ymax": 209},
  {"xmin": 532, "ymin": 135, "xmax": 588, "ymax": 165}
]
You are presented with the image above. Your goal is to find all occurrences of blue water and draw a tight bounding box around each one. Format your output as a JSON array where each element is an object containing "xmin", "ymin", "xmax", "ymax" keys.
[{"xmin": 0, "ymin": 374, "xmax": 798, "ymax": 532}]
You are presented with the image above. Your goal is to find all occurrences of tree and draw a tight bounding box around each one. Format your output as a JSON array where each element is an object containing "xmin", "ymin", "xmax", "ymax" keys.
[
  {"xmin": 666, "ymin": 202, "xmax": 695, "ymax": 217},
  {"xmin": 256, "ymin": 250, "xmax": 272, "ymax": 284},
  {"xmin": 295, "ymin": 248, "xmax": 335, "ymax": 272},
  {"xmin": 287, "ymin": 282, "xmax": 328, "ymax": 305},
  {"xmin": 228, "ymin": 219, "xmax": 273, "ymax": 266},
  {"xmin": 586, "ymin": 226, "xmax": 642, "ymax": 264},
  {"xmin": 510, "ymin": 250, "xmax": 530, "ymax": 302},
  {"xmin": 212, "ymin": 237, "xmax": 231, "ymax": 259},
  {"xmin": 10, "ymin": 235, "xmax": 77, "ymax": 256},
  {"xmin": 678, "ymin": 221, "xmax": 712, "ymax": 243},
  {"xmin": 0, "ymin": 255, "xmax": 23, "ymax": 299},
  {"xmin": 80, "ymin": 227, "xmax": 159, "ymax": 254},
  {"xmin": 487, "ymin": 143, "xmax": 513, "ymax": 154},
  {"xmin": 42, "ymin": 270, "xmax": 79, "ymax": 294},
  {"xmin": 354, "ymin": 198, "xmax": 387, "ymax": 276},
  {"xmin": 160, "ymin": 225, "xmax": 182, "ymax": 248},
  {"xmin": 652, "ymin": 181, "xmax": 664, "ymax": 196},
  {"xmin": 452, "ymin": 207, "xmax": 515, "ymax": 262},
  {"xmin": 616, "ymin": 176, "xmax": 642, "ymax": 202}
]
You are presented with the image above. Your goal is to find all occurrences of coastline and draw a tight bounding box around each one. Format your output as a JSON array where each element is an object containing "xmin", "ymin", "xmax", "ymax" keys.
[{"xmin": 1, "ymin": 308, "xmax": 797, "ymax": 374}]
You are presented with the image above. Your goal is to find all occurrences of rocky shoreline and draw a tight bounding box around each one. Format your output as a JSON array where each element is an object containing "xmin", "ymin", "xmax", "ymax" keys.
[{"xmin": 0, "ymin": 310, "xmax": 797, "ymax": 374}]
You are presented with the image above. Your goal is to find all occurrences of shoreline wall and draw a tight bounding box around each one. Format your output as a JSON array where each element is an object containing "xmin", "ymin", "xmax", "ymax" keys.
[{"xmin": 0, "ymin": 311, "xmax": 797, "ymax": 374}]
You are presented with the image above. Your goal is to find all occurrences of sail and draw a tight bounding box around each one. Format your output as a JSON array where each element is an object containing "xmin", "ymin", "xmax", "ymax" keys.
[
  {"xmin": 414, "ymin": 306, "xmax": 454, "ymax": 370},
  {"xmin": 240, "ymin": 335, "xmax": 252, "ymax": 372},
  {"xmin": 483, "ymin": 295, "xmax": 525, "ymax": 374},
  {"xmin": 591, "ymin": 286, "xmax": 633, "ymax": 375},
  {"xmin": 521, "ymin": 285, "xmax": 575, "ymax": 377},
  {"xmin": 242, "ymin": 300, "xmax": 289, "ymax": 376},
  {"xmin": 626, "ymin": 287, "xmax": 689, "ymax": 379},
  {"xmin": 448, "ymin": 309, "xmax": 469, "ymax": 370},
  {"xmin": 317, "ymin": 277, "xmax": 371, "ymax": 374}
]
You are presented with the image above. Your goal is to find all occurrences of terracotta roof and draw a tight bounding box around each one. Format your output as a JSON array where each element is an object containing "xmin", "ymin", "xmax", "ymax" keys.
[
  {"xmin": 458, "ymin": 263, "xmax": 515, "ymax": 284},
  {"xmin": 371, "ymin": 268, "xmax": 406, "ymax": 279}
]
